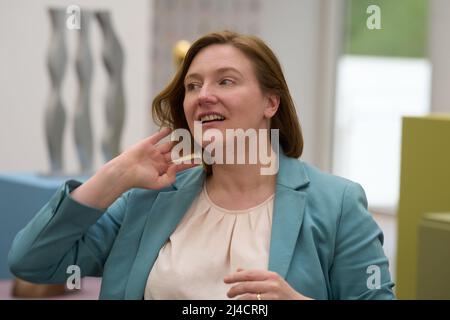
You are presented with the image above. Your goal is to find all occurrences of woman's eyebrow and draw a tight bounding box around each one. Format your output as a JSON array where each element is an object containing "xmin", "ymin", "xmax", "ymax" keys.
[
  {"xmin": 185, "ymin": 67, "xmax": 243, "ymax": 82},
  {"xmin": 215, "ymin": 67, "xmax": 243, "ymax": 77},
  {"xmin": 184, "ymin": 73, "xmax": 202, "ymax": 83}
]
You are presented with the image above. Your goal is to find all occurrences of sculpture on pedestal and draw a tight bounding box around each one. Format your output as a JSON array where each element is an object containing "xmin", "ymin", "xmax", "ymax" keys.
[
  {"xmin": 74, "ymin": 11, "xmax": 94, "ymax": 174},
  {"xmin": 44, "ymin": 7, "xmax": 126, "ymax": 174},
  {"xmin": 45, "ymin": 8, "xmax": 67, "ymax": 173},
  {"xmin": 96, "ymin": 10, "xmax": 125, "ymax": 162}
]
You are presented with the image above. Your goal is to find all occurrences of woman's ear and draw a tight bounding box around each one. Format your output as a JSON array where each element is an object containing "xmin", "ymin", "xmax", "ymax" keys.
[{"xmin": 264, "ymin": 94, "xmax": 280, "ymax": 119}]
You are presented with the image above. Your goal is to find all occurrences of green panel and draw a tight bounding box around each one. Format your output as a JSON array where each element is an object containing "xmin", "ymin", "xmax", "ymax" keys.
[
  {"xmin": 397, "ymin": 115, "xmax": 450, "ymax": 299},
  {"xmin": 345, "ymin": 0, "xmax": 428, "ymax": 58}
]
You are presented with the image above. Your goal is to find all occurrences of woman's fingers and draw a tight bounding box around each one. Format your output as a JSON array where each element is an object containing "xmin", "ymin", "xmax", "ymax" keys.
[
  {"xmin": 173, "ymin": 162, "xmax": 200, "ymax": 173},
  {"xmin": 224, "ymin": 269, "xmax": 282, "ymax": 299},
  {"xmin": 151, "ymin": 165, "xmax": 177, "ymax": 189},
  {"xmin": 224, "ymin": 269, "xmax": 310, "ymax": 300},
  {"xmin": 162, "ymin": 152, "xmax": 201, "ymax": 167},
  {"xmin": 164, "ymin": 152, "xmax": 173, "ymax": 162},
  {"xmin": 148, "ymin": 127, "xmax": 172, "ymax": 145},
  {"xmin": 227, "ymin": 281, "xmax": 271, "ymax": 299},
  {"xmin": 237, "ymin": 293, "xmax": 274, "ymax": 300},
  {"xmin": 224, "ymin": 269, "xmax": 271, "ymax": 284},
  {"xmin": 151, "ymin": 163, "xmax": 199, "ymax": 189},
  {"xmin": 157, "ymin": 140, "xmax": 177, "ymax": 154}
]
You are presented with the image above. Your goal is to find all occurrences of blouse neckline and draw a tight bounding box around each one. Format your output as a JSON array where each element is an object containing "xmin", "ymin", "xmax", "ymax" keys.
[{"xmin": 202, "ymin": 183, "xmax": 275, "ymax": 214}]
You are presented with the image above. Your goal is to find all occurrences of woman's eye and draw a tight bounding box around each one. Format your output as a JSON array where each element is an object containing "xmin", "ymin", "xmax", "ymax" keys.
[
  {"xmin": 186, "ymin": 83, "xmax": 201, "ymax": 91},
  {"xmin": 219, "ymin": 79, "xmax": 234, "ymax": 86}
]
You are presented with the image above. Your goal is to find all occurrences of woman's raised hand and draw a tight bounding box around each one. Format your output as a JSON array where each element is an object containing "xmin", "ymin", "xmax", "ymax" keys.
[
  {"xmin": 70, "ymin": 127, "xmax": 199, "ymax": 209},
  {"xmin": 113, "ymin": 127, "xmax": 198, "ymax": 190}
]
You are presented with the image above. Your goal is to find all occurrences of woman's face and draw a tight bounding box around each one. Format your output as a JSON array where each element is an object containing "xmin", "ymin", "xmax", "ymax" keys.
[{"xmin": 183, "ymin": 44, "xmax": 279, "ymax": 148}]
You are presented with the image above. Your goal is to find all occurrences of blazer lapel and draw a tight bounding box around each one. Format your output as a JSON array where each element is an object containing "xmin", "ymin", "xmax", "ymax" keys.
[
  {"xmin": 268, "ymin": 153, "xmax": 310, "ymax": 278},
  {"xmin": 125, "ymin": 167, "xmax": 205, "ymax": 299}
]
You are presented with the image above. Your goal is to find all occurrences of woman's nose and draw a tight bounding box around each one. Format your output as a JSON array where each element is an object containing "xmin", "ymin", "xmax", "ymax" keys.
[{"xmin": 198, "ymin": 85, "xmax": 218, "ymax": 105}]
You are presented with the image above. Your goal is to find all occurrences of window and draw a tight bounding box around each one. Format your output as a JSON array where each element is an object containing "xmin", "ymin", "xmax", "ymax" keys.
[{"xmin": 333, "ymin": 0, "xmax": 431, "ymax": 213}]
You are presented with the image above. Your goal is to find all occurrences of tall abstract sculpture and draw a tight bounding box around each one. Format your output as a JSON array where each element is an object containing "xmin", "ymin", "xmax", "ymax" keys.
[
  {"xmin": 45, "ymin": 8, "xmax": 67, "ymax": 173},
  {"xmin": 74, "ymin": 11, "xmax": 94, "ymax": 174},
  {"xmin": 44, "ymin": 7, "xmax": 126, "ymax": 174},
  {"xmin": 96, "ymin": 10, "xmax": 125, "ymax": 162}
]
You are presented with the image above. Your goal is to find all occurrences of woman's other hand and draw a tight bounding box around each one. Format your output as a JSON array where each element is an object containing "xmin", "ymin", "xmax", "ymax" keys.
[{"xmin": 224, "ymin": 268, "xmax": 313, "ymax": 300}]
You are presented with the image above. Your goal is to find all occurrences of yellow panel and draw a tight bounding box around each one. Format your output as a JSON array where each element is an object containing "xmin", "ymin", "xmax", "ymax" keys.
[{"xmin": 396, "ymin": 115, "xmax": 450, "ymax": 299}]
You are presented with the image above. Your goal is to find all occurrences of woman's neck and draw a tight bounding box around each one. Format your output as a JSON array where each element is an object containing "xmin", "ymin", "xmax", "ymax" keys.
[
  {"xmin": 206, "ymin": 144, "xmax": 278, "ymax": 195},
  {"xmin": 203, "ymin": 141, "xmax": 278, "ymax": 210},
  {"xmin": 208, "ymin": 163, "xmax": 276, "ymax": 194}
]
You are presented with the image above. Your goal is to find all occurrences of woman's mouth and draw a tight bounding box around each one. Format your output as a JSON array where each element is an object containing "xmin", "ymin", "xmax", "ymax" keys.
[
  {"xmin": 201, "ymin": 119, "xmax": 225, "ymax": 128},
  {"xmin": 198, "ymin": 113, "xmax": 226, "ymax": 127},
  {"xmin": 199, "ymin": 113, "xmax": 225, "ymax": 123}
]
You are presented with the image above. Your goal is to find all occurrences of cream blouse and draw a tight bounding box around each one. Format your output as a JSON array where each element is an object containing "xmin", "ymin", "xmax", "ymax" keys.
[{"xmin": 144, "ymin": 183, "xmax": 275, "ymax": 300}]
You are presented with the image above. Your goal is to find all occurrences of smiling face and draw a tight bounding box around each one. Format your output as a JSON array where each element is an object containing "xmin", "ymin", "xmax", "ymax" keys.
[
  {"xmin": 183, "ymin": 44, "xmax": 279, "ymax": 148},
  {"xmin": 152, "ymin": 31, "xmax": 304, "ymax": 170}
]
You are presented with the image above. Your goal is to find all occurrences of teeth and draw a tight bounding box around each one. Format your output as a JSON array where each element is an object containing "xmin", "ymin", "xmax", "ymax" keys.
[{"xmin": 200, "ymin": 114, "xmax": 225, "ymax": 122}]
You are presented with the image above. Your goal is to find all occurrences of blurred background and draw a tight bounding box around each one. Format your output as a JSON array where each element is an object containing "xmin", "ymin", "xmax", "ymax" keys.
[{"xmin": 1, "ymin": 0, "xmax": 449, "ymax": 299}]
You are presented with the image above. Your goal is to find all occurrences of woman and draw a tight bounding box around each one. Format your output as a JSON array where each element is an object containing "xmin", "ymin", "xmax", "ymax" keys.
[{"xmin": 8, "ymin": 31, "xmax": 394, "ymax": 300}]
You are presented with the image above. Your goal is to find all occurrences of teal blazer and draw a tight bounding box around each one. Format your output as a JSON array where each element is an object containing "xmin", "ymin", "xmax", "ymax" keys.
[{"xmin": 8, "ymin": 152, "xmax": 395, "ymax": 299}]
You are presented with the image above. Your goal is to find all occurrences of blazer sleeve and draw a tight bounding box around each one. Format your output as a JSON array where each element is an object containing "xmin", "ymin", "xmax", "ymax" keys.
[
  {"xmin": 8, "ymin": 180, "xmax": 129, "ymax": 284},
  {"xmin": 329, "ymin": 182, "xmax": 395, "ymax": 299}
]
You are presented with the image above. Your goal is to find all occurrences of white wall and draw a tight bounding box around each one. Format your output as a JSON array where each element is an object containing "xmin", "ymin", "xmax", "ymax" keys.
[
  {"xmin": 260, "ymin": 0, "xmax": 343, "ymax": 170},
  {"xmin": 0, "ymin": 0, "xmax": 151, "ymax": 174}
]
